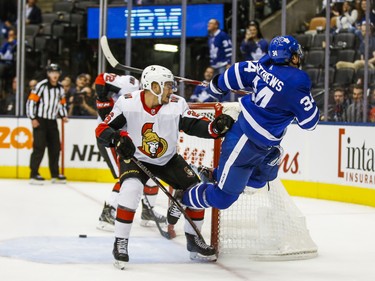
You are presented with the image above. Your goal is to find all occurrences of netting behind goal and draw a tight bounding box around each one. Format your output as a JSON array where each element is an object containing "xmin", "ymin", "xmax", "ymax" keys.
[{"xmin": 180, "ymin": 102, "xmax": 318, "ymax": 260}]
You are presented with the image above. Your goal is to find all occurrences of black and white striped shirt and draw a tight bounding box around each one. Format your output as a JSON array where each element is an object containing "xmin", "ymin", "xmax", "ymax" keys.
[{"xmin": 26, "ymin": 78, "xmax": 68, "ymax": 120}]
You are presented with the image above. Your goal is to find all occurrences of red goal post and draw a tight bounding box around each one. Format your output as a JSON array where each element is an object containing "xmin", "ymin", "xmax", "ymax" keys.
[{"xmin": 182, "ymin": 102, "xmax": 318, "ymax": 260}]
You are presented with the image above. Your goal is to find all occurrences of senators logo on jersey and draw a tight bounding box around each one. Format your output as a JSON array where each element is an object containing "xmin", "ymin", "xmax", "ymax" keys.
[{"xmin": 138, "ymin": 123, "xmax": 168, "ymax": 158}]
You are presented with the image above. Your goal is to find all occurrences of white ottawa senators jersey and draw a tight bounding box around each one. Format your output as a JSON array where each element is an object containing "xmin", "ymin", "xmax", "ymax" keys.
[
  {"xmin": 102, "ymin": 90, "xmax": 213, "ymax": 166},
  {"xmin": 102, "ymin": 73, "xmax": 140, "ymax": 102}
]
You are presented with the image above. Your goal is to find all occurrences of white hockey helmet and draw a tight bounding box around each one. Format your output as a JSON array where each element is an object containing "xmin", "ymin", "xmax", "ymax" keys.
[{"xmin": 141, "ymin": 65, "xmax": 175, "ymax": 104}]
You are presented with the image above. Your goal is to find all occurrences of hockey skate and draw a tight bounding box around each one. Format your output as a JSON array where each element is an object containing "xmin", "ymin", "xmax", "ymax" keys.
[
  {"xmin": 185, "ymin": 233, "xmax": 217, "ymax": 262},
  {"xmin": 167, "ymin": 190, "xmax": 183, "ymax": 225},
  {"xmin": 140, "ymin": 198, "xmax": 167, "ymax": 227},
  {"xmin": 29, "ymin": 175, "xmax": 45, "ymax": 185},
  {"xmin": 113, "ymin": 237, "xmax": 129, "ymax": 270},
  {"xmin": 51, "ymin": 175, "xmax": 67, "ymax": 184},
  {"xmin": 97, "ymin": 202, "xmax": 116, "ymax": 232}
]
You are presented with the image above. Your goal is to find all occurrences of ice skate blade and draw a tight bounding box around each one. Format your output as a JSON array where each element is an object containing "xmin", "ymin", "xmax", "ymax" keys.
[
  {"xmin": 51, "ymin": 179, "xmax": 67, "ymax": 184},
  {"xmin": 140, "ymin": 219, "xmax": 155, "ymax": 227},
  {"xmin": 140, "ymin": 219, "xmax": 166, "ymax": 227},
  {"xmin": 29, "ymin": 180, "xmax": 44, "ymax": 185},
  {"xmin": 189, "ymin": 251, "xmax": 217, "ymax": 262},
  {"xmin": 113, "ymin": 260, "xmax": 127, "ymax": 270},
  {"xmin": 96, "ymin": 221, "xmax": 114, "ymax": 232}
]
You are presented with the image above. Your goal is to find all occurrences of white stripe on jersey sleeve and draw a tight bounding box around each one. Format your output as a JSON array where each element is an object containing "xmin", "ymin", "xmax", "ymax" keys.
[
  {"xmin": 234, "ymin": 63, "xmax": 245, "ymax": 89},
  {"xmin": 224, "ymin": 70, "xmax": 232, "ymax": 90},
  {"xmin": 297, "ymin": 107, "xmax": 319, "ymax": 130}
]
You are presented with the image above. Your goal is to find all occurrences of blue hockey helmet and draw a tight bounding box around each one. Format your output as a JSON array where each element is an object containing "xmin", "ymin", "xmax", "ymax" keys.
[{"xmin": 268, "ymin": 35, "xmax": 303, "ymax": 64}]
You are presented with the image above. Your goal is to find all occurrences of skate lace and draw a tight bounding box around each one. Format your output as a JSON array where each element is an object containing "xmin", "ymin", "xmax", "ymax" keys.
[
  {"xmin": 169, "ymin": 204, "xmax": 181, "ymax": 218},
  {"xmin": 194, "ymin": 236, "xmax": 211, "ymax": 250},
  {"xmin": 117, "ymin": 239, "xmax": 128, "ymax": 254}
]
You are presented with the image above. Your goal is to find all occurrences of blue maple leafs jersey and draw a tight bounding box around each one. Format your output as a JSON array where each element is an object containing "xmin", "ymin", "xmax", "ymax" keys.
[{"xmin": 215, "ymin": 55, "xmax": 319, "ymax": 147}]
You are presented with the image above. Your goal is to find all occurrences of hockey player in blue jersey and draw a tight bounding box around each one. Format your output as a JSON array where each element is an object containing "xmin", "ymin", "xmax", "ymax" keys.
[{"xmin": 178, "ymin": 35, "xmax": 319, "ymax": 211}]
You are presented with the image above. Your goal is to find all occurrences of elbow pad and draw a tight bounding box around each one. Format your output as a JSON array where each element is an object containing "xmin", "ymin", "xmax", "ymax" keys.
[{"xmin": 209, "ymin": 74, "xmax": 227, "ymax": 95}]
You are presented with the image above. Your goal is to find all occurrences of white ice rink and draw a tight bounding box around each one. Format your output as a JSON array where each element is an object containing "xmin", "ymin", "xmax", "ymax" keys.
[{"xmin": 0, "ymin": 179, "xmax": 375, "ymax": 281}]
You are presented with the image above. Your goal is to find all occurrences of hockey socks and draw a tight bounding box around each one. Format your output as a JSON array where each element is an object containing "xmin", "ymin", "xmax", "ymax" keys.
[
  {"xmin": 182, "ymin": 183, "xmax": 240, "ymax": 209},
  {"xmin": 182, "ymin": 183, "xmax": 211, "ymax": 209}
]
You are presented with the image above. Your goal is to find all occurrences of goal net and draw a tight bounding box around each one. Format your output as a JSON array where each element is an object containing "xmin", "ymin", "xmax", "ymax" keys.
[{"xmin": 179, "ymin": 102, "xmax": 318, "ymax": 260}]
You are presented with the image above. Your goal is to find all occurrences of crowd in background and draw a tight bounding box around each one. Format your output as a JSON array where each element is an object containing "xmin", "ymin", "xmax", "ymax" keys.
[{"xmin": 0, "ymin": 0, "xmax": 375, "ymax": 123}]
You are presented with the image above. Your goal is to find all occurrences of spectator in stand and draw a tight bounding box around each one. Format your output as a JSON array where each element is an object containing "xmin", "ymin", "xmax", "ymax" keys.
[
  {"xmin": 69, "ymin": 73, "xmax": 87, "ymax": 97},
  {"xmin": 369, "ymin": 107, "xmax": 375, "ymax": 122},
  {"xmin": 26, "ymin": 0, "xmax": 42, "ymax": 25},
  {"xmin": 335, "ymin": 1, "xmax": 358, "ymax": 33},
  {"xmin": 329, "ymin": 87, "xmax": 349, "ymax": 122},
  {"xmin": 356, "ymin": 0, "xmax": 375, "ymax": 27},
  {"xmin": 61, "ymin": 76, "xmax": 74, "ymax": 101},
  {"xmin": 346, "ymin": 84, "xmax": 364, "ymax": 122},
  {"xmin": 68, "ymin": 85, "xmax": 97, "ymax": 116},
  {"xmin": 369, "ymin": 86, "xmax": 375, "ymax": 108},
  {"xmin": 207, "ymin": 18, "xmax": 232, "ymax": 74},
  {"xmin": 336, "ymin": 21, "xmax": 375, "ymax": 71},
  {"xmin": 0, "ymin": 0, "xmax": 17, "ymax": 39},
  {"xmin": 0, "ymin": 28, "xmax": 17, "ymax": 93},
  {"xmin": 84, "ymin": 73, "xmax": 92, "ymax": 87},
  {"xmin": 189, "ymin": 66, "xmax": 218, "ymax": 103},
  {"xmin": 2, "ymin": 76, "xmax": 16, "ymax": 115},
  {"xmin": 240, "ymin": 20, "xmax": 268, "ymax": 61},
  {"xmin": 23, "ymin": 79, "xmax": 38, "ymax": 113}
]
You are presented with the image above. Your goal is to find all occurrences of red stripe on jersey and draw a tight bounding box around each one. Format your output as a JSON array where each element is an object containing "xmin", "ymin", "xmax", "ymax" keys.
[
  {"xmin": 95, "ymin": 73, "xmax": 105, "ymax": 86},
  {"xmin": 185, "ymin": 208, "xmax": 205, "ymax": 220},
  {"xmin": 143, "ymin": 185, "xmax": 159, "ymax": 195},
  {"xmin": 141, "ymin": 91, "xmax": 162, "ymax": 115},
  {"xmin": 117, "ymin": 207, "xmax": 135, "ymax": 221},
  {"xmin": 112, "ymin": 182, "xmax": 121, "ymax": 192}
]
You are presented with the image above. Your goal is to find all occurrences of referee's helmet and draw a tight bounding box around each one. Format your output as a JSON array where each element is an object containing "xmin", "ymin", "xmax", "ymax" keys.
[{"xmin": 46, "ymin": 63, "xmax": 62, "ymax": 73}]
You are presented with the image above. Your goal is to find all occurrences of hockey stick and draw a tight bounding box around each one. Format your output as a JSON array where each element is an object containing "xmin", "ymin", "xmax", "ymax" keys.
[
  {"xmin": 100, "ymin": 35, "xmax": 249, "ymax": 94},
  {"xmin": 129, "ymin": 157, "xmax": 207, "ymax": 243},
  {"xmin": 141, "ymin": 190, "xmax": 172, "ymax": 240},
  {"xmin": 100, "ymin": 36, "xmax": 203, "ymax": 86}
]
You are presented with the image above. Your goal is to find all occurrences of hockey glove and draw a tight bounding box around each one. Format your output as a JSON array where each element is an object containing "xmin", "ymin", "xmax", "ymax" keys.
[
  {"xmin": 113, "ymin": 130, "xmax": 136, "ymax": 160},
  {"xmin": 209, "ymin": 74, "xmax": 228, "ymax": 95},
  {"xmin": 211, "ymin": 114, "xmax": 234, "ymax": 137}
]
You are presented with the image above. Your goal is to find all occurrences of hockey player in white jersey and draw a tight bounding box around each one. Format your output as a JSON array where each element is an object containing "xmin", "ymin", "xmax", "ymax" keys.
[
  {"xmin": 95, "ymin": 65, "xmax": 234, "ymax": 269},
  {"xmin": 180, "ymin": 35, "xmax": 319, "ymax": 210},
  {"xmin": 95, "ymin": 73, "xmax": 166, "ymax": 231}
]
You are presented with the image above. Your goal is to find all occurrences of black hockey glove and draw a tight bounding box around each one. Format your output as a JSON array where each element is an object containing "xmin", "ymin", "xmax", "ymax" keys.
[
  {"xmin": 209, "ymin": 74, "xmax": 228, "ymax": 95},
  {"xmin": 96, "ymin": 98, "xmax": 114, "ymax": 120},
  {"xmin": 211, "ymin": 114, "xmax": 234, "ymax": 137},
  {"xmin": 113, "ymin": 130, "xmax": 136, "ymax": 160}
]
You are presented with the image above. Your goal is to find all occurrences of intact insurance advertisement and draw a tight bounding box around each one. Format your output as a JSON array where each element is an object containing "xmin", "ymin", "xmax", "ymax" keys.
[{"xmin": 279, "ymin": 124, "xmax": 375, "ymax": 189}]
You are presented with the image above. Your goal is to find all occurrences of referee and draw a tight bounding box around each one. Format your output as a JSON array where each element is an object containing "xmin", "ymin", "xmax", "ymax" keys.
[{"xmin": 26, "ymin": 63, "xmax": 68, "ymax": 184}]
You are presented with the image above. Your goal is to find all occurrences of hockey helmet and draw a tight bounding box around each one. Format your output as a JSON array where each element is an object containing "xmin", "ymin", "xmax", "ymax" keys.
[
  {"xmin": 46, "ymin": 63, "xmax": 61, "ymax": 73},
  {"xmin": 268, "ymin": 36, "xmax": 303, "ymax": 64},
  {"xmin": 141, "ymin": 65, "xmax": 176, "ymax": 103}
]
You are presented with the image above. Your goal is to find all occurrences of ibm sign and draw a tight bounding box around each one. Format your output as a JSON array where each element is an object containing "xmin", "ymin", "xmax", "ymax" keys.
[{"xmin": 87, "ymin": 4, "xmax": 224, "ymax": 39}]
